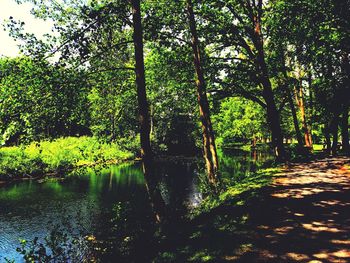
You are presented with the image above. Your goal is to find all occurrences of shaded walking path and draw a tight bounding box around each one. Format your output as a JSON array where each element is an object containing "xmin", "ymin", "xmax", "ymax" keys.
[
  {"xmin": 240, "ymin": 157, "xmax": 350, "ymax": 263},
  {"xmin": 184, "ymin": 157, "xmax": 350, "ymax": 262}
]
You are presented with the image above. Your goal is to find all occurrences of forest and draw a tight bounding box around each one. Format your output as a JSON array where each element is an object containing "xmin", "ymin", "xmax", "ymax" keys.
[{"xmin": 0, "ymin": 0, "xmax": 349, "ymax": 262}]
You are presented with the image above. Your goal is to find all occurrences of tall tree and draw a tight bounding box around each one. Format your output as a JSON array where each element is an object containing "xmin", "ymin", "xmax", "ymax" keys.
[
  {"xmin": 198, "ymin": 0, "xmax": 286, "ymax": 160},
  {"xmin": 294, "ymin": 82, "xmax": 313, "ymax": 148},
  {"xmin": 186, "ymin": 0, "xmax": 219, "ymax": 185},
  {"xmin": 278, "ymin": 46, "xmax": 304, "ymax": 148},
  {"xmin": 341, "ymin": 105, "xmax": 349, "ymax": 154},
  {"xmin": 273, "ymin": 0, "xmax": 350, "ymax": 155},
  {"xmin": 251, "ymin": 0, "xmax": 285, "ymax": 160},
  {"xmin": 130, "ymin": 0, "xmax": 166, "ymax": 222}
]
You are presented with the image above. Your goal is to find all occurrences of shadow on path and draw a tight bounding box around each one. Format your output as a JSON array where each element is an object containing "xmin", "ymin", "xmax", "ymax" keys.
[{"xmin": 183, "ymin": 157, "xmax": 350, "ymax": 263}]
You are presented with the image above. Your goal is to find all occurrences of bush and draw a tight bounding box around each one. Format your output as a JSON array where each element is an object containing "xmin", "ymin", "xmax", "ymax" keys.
[{"xmin": 0, "ymin": 136, "xmax": 134, "ymax": 180}]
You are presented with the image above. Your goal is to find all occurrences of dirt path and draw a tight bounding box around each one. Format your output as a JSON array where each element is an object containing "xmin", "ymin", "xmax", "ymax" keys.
[{"xmin": 233, "ymin": 157, "xmax": 350, "ymax": 263}]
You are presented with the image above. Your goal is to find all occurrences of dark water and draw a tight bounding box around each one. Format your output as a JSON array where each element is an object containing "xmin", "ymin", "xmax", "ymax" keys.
[{"xmin": 0, "ymin": 149, "xmax": 272, "ymax": 261}]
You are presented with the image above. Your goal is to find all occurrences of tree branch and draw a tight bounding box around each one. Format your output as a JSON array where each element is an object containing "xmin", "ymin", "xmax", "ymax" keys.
[
  {"xmin": 85, "ymin": 66, "xmax": 135, "ymax": 76},
  {"xmin": 208, "ymin": 80, "xmax": 267, "ymax": 108}
]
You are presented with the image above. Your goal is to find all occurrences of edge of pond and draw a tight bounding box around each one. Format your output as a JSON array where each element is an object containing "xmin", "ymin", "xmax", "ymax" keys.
[
  {"xmin": 0, "ymin": 154, "xmax": 204, "ymax": 187},
  {"xmin": 0, "ymin": 157, "xmax": 138, "ymax": 187}
]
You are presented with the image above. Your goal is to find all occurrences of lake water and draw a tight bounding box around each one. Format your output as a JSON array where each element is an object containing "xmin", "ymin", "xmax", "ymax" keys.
[{"xmin": 0, "ymin": 149, "xmax": 273, "ymax": 262}]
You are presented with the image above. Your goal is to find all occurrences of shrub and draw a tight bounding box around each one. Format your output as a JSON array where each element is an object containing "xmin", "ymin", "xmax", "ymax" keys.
[{"xmin": 0, "ymin": 136, "xmax": 134, "ymax": 180}]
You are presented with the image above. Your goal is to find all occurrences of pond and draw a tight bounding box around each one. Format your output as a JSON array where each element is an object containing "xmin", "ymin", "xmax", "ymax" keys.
[{"xmin": 0, "ymin": 149, "xmax": 273, "ymax": 262}]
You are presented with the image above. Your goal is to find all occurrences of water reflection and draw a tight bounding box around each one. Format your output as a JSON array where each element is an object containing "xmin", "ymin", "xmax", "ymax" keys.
[
  {"xmin": 0, "ymin": 149, "xmax": 272, "ymax": 261},
  {"xmin": 156, "ymin": 160, "xmax": 203, "ymax": 209},
  {"xmin": 219, "ymin": 148, "xmax": 274, "ymax": 184},
  {"xmin": 0, "ymin": 163, "xmax": 148, "ymax": 261}
]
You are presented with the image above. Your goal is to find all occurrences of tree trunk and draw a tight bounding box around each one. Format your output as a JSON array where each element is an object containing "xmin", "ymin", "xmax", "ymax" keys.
[
  {"xmin": 261, "ymin": 78, "xmax": 286, "ymax": 160},
  {"xmin": 341, "ymin": 104, "xmax": 349, "ymax": 154},
  {"xmin": 131, "ymin": 0, "xmax": 166, "ymax": 222},
  {"xmin": 340, "ymin": 51, "xmax": 350, "ymax": 155},
  {"xmin": 186, "ymin": 0, "xmax": 219, "ymax": 185},
  {"xmin": 330, "ymin": 114, "xmax": 340, "ymax": 155},
  {"xmin": 308, "ymin": 73, "xmax": 314, "ymax": 149},
  {"xmin": 295, "ymin": 84, "xmax": 313, "ymax": 148},
  {"xmin": 288, "ymin": 90, "xmax": 303, "ymax": 148},
  {"xmin": 149, "ymin": 104, "xmax": 154, "ymax": 137},
  {"xmin": 257, "ymin": 66, "xmax": 286, "ymax": 159},
  {"xmin": 251, "ymin": 137, "xmax": 257, "ymax": 147},
  {"xmin": 111, "ymin": 114, "xmax": 116, "ymax": 141},
  {"xmin": 279, "ymin": 46, "xmax": 303, "ymax": 149},
  {"xmin": 251, "ymin": 14, "xmax": 285, "ymax": 161},
  {"xmin": 324, "ymin": 125, "xmax": 331, "ymax": 154}
]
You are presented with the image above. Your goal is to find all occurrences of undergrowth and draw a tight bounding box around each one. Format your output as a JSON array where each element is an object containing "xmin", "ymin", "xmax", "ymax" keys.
[
  {"xmin": 0, "ymin": 136, "xmax": 134, "ymax": 180},
  {"xmin": 190, "ymin": 167, "xmax": 282, "ymax": 218}
]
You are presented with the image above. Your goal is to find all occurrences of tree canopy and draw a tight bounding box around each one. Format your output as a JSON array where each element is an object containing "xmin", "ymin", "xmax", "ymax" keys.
[{"xmin": 1, "ymin": 0, "xmax": 349, "ymax": 177}]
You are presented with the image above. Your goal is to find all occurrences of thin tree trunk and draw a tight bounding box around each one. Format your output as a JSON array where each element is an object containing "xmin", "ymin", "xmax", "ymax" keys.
[
  {"xmin": 251, "ymin": 136, "xmax": 257, "ymax": 147},
  {"xmin": 325, "ymin": 125, "xmax": 331, "ymax": 154},
  {"xmin": 111, "ymin": 115, "xmax": 116, "ymax": 141},
  {"xmin": 261, "ymin": 78, "xmax": 285, "ymax": 160},
  {"xmin": 288, "ymin": 90, "xmax": 303, "ymax": 148},
  {"xmin": 341, "ymin": 104, "xmax": 349, "ymax": 154},
  {"xmin": 340, "ymin": 51, "xmax": 350, "ymax": 154},
  {"xmin": 131, "ymin": 0, "xmax": 166, "ymax": 222},
  {"xmin": 279, "ymin": 46, "xmax": 303, "ymax": 148},
  {"xmin": 150, "ymin": 104, "xmax": 154, "ymax": 137},
  {"xmin": 186, "ymin": 0, "xmax": 219, "ymax": 185},
  {"xmin": 308, "ymin": 73, "xmax": 314, "ymax": 149},
  {"xmin": 253, "ymin": 18, "xmax": 286, "ymax": 161},
  {"xmin": 296, "ymin": 84, "xmax": 313, "ymax": 148},
  {"xmin": 330, "ymin": 114, "xmax": 340, "ymax": 155}
]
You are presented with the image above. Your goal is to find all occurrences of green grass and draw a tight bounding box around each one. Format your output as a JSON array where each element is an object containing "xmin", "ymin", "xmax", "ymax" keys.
[
  {"xmin": 191, "ymin": 167, "xmax": 282, "ymax": 218},
  {"xmin": 0, "ymin": 136, "xmax": 134, "ymax": 180},
  {"xmin": 219, "ymin": 142, "xmax": 271, "ymax": 152},
  {"xmin": 313, "ymin": 144, "xmax": 324, "ymax": 151},
  {"xmin": 156, "ymin": 166, "xmax": 283, "ymax": 262}
]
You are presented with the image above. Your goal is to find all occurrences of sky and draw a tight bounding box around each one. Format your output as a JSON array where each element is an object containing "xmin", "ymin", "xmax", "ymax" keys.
[{"xmin": 0, "ymin": 0, "xmax": 53, "ymax": 57}]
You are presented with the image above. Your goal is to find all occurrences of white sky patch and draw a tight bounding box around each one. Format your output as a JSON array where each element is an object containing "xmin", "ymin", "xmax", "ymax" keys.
[{"xmin": 0, "ymin": 0, "xmax": 54, "ymax": 57}]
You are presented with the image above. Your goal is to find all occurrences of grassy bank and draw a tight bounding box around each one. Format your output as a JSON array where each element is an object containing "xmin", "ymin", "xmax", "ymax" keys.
[
  {"xmin": 0, "ymin": 136, "xmax": 134, "ymax": 181},
  {"xmin": 153, "ymin": 166, "xmax": 283, "ymax": 262},
  {"xmin": 190, "ymin": 167, "xmax": 282, "ymax": 218}
]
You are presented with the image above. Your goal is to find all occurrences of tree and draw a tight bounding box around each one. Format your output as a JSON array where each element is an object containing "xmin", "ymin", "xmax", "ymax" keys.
[
  {"xmin": 142, "ymin": 0, "xmax": 221, "ymax": 183},
  {"xmin": 213, "ymin": 97, "xmax": 267, "ymax": 145},
  {"xmin": 196, "ymin": 0, "xmax": 286, "ymax": 160},
  {"xmin": 6, "ymin": 0, "xmax": 168, "ymax": 221},
  {"xmin": 268, "ymin": 0, "xmax": 349, "ymax": 155},
  {"xmin": 130, "ymin": 0, "xmax": 166, "ymax": 222},
  {"xmin": 186, "ymin": 0, "xmax": 219, "ymax": 186},
  {"xmin": 0, "ymin": 57, "xmax": 90, "ymax": 145},
  {"xmin": 145, "ymin": 47, "xmax": 199, "ymax": 155}
]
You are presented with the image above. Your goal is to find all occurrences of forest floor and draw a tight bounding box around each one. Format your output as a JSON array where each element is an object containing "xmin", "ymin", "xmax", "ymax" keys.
[{"xmin": 182, "ymin": 156, "xmax": 350, "ymax": 263}]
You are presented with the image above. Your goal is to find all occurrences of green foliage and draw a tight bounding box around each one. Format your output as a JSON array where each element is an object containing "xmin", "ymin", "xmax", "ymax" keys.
[
  {"xmin": 1, "ymin": 0, "xmax": 348, "ymax": 161},
  {"xmin": 219, "ymin": 167, "xmax": 281, "ymax": 201},
  {"xmin": 268, "ymin": 0, "xmax": 350, "ymax": 147},
  {"xmin": 0, "ymin": 137, "xmax": 133, "ymax": 180},
  {"xmin": 0, "ymin": 57, "xmax": 91, "ymax": 145},
  {"xmin": 313, "ymin": 144, "xmax": 324, "ymax": 152},
  {"xmin": 213, "ymin": 97, "xmax": 268, "ymax": 145},
  {"xmin": 154, "ymin": 252, "xmax": 178, "ymax": 263},
  {"xmin": 0, "ymin": 1, "xmax": 348, "ymax": 262},
  {"xmin": 189, "ymin": 251, "xmax": 213, "ymax": 262},
  {"xmin": 145, "ymin": 47, "xmax": 200, "ymax": 154},
  {"xmin": 0, "ymin": 0, "xmax": 348, "ymax": 261}
]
